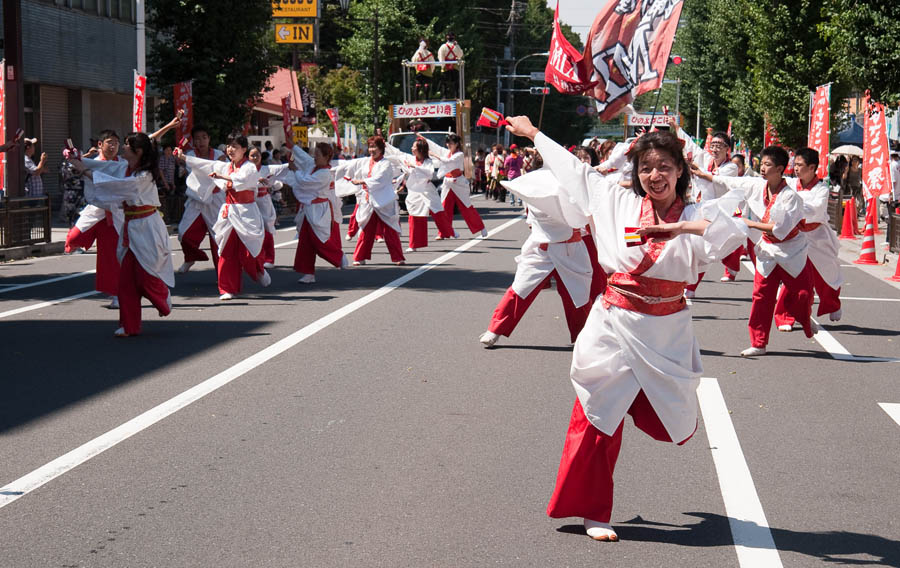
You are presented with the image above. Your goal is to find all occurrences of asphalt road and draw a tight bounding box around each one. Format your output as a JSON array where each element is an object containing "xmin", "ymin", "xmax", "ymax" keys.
[{"xmin": 1, "ymin": 195, "xmax": 898, "ymax": 567}]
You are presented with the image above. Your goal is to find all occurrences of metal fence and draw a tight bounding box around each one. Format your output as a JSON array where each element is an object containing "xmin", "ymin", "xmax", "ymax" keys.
[
  {"xmin": 888, "ymin": 210, "xmax": 900, "ymax": 254},
  {"xmin": 0, "ymin": 197, "xmax": 52, "ymax": 248}
]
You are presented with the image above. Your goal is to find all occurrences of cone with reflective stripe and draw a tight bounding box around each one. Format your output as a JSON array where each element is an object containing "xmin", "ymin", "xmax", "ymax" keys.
[
  {"xmin": 853, "ymin": 197, "xmax": 878, "ymax": 265},
  {"xmin": 851, "ymin": 197, "xmax": 862, "ymax": 235},
  {"xmin": 887, "ymin": 256, "xmax": 900, "ymax": 282},
  {"xmin": 838, "ymin": 198, "xmax": 857, "ymax": 240}
]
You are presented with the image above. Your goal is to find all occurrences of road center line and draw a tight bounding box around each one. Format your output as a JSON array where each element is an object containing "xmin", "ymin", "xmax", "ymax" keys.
[
  {"xmin": 878, "ymin": 403, "xmax": 900, "ymax": 427},
  {"xmin": 0, "ymin": 216, "xmax": 524, "ymax": 510},
  {"xmin": 697, "ymin": 378, "xmax": 783, "ymax": 568},
  {"xmin": 0, "ymin": 291, "xmax": 101, "ymax": 320}
]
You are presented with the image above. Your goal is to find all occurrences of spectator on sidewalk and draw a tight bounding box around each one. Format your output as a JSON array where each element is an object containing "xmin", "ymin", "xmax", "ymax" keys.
[
  {"xmin": 24, "ymin": 138, "xmax": 48, "ymax": 197},
  {"xmin": 158, "ymin": 144, "xmax": 178, "ymax": 222}
]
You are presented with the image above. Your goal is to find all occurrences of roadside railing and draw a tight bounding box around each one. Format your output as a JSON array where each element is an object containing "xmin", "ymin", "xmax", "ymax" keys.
[{"xmin": 0, "ymin": 196, "xmax": 52, "ymax": 248}]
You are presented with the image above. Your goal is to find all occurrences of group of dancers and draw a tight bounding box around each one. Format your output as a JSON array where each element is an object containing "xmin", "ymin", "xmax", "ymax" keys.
[
  {"xmin": 62, "ymin": 115, "xmax": 489, "ymax": 337},
  {"xmin": 480, "ymin": 113, "xmax": 844, "ymax": 542}
]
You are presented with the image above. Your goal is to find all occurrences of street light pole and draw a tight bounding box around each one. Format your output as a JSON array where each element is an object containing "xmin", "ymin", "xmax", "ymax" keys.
[{"xmin": 372, "ymin": 11, "xmax": 379, "ymax": 133}]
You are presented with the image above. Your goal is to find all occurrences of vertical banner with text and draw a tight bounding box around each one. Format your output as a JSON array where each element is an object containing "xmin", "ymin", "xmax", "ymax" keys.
[
  {"xmin": 281, "ymin": 95, "xmax": 293, "ymax": 144},
  {"xmin": 862, "ymin": 91, "xmax": 891, "ymax": 200},
  {"xmin": 326, "ymin": 108, "xmax": 341, "ymax": 148},
  {"xmin": 807, "ymin": 84, "xmax": 831, "ymax": 180},
  {"xmin": 0, "ymin": 60, "xmax": 6, "ymax": 193},
  {"xmin": 173, "ymin": 81, "xmax": 194, "ymax": 148},
  {"xmin": 132, "ymin": 70, "xmax": 147, "ymax": 132}
]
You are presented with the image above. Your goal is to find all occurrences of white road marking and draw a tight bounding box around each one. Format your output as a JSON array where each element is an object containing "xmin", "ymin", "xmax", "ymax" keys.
[
  {"xmin": 839, "ymin": 296, "xmax": 900, "ymax": 302},
  {"xmin": 879, "ymin": 403, "xmax": 900, "ymax": 427},
  {"xmin": 0, "ymin": 270, "xmax": 96, "ymax": 295},
  {"xmin": 0, "ymin": 291, "xmax": 100, "ymax": 320},
  {"xmin": 697, "ymin": 378, "xmax": 783, "ymax": 568},
  {"xmin": 0, "ymin": 216, "xmax": 524, "ymax": 509}
]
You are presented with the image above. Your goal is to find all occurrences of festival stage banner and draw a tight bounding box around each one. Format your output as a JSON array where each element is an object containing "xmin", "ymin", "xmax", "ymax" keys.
[
  {"xmin": 173, "ymin": 81, "xmax": 194, "ymax": 148},
  {"xmin": 132, "ymin": 71, "xmax": 147, "ymax": 132},
  {"xmin": 862, "ymin": 91, "xmax": 891, "ymax": 200},
  {"xmin": 807, "ymin": 84, "xmax": 831, "ymax": 179}
]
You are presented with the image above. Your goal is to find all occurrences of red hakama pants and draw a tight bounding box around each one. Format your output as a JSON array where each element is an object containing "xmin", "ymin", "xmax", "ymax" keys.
[
  {"xmin": 354, "ymin": 215, "xmax": 405, "ymax": 263},
  {"xmin": 774, "ymin": 259, "xmax": 841, "ymax": 327},
  {"xmin": 262, "ymin": 230, "xmax": 276, "ymax": 265},
  {"xmin": 749, "ymin": 262, "xmax": 814, "ymax": 347},
  {"xmin": 217, "ymin": 231, "xmax": 264, "ymax": 294},
  {"xmin": 118, "ymin": 250, "xmax": 171, "ymax": 335},
  {"xmin": 439, "ymin": 190, "xmax": 484, "ymax": 237},
  {"xmin": 65, "ymin": 220, "xmax": 120, "ymax": 296},
  {"xmin": 408, "ymin": 211, "xmax": 454, "ymax": 249},
  {"xmin": 180, "ymin": 215, "xmax": 220, "ymax": 266},
  {"xmin": 488, "ymin": 271, "xmax": 590, "ymax": 343},
  {"xmin": 347, "ymin": 204, "xmax": 360, "ymax": 238},
  {"xmin": 293, "ymin": 220, "xmax": 344, "ymax": 275}
]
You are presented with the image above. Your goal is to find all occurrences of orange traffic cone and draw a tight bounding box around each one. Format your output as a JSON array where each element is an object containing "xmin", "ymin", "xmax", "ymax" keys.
[
  {"xmin": 850, "ymin": 197, "xmax": 863, "ymax": 235},
  {"xmin": 853, "ymin": 198, "xmax": 878, "ymax": 265},
  {"xmin": 888, "ymin": 256, "xmax": 900, "ymax": 282},
  {"xmin": 838, "ymin": 198, "xmax": 857, "ymax": 240}
]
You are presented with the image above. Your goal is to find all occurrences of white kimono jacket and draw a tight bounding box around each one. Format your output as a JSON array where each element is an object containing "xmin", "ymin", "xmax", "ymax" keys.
[
  {"xmin": 185, "ymin": 156, "xmax": 263, "ymax": 257},
  {"xmin": 332, "ymin": 156, "xmax": 401, "ymax": 233},
  {"xmin": 424, "ymin": 138, "xmax": 472, "ymax": 206},
  {"xmin": 290, "ymin": 147, "xmax": 339, "ymax": 243},
  {"xmin": 535, "ymin": 132, "xmax": 749, "ymax": 443},
  {"xmin": 675, "ymin": 127, "xmax": 739, "ymax": 201},
  {"xmin": 256, "ymin": 163, "xmax": 292, "ymax": 234},
  {"xmin": 78, "ymin": 157, "xmax": 128, "ymax": 235},
  {"xmin": 384, "ymin": 145, "xmax": 443, "ymax": 217},
  {"xmin": 787, "ymin": 177, "xmax": 842, "ymax": 289},
  {"xmin": 501, "ymin": 169, "xmax": 593, "ymax": 307},
  {"xmin": 713, "ymin": 175, "xmax": 808, "ymax": 278},
  {"xmin": 89, "ymin": 170, "xmax": 175, "ymax": 287},
  {"xmin": 179, "ymin": 148, "xmax": 226, "ymax": 237}
]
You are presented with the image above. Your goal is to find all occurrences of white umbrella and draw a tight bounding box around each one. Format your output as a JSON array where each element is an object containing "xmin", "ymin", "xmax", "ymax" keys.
[{"xmin": 831, "ymin": 144, "xmax": 863, "ymax": 157}]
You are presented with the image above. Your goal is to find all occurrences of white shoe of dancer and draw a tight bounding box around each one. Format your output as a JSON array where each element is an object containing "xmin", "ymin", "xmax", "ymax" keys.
[
  {"xmin": 479, "ymin": 331, "xmax": 500, "ymax": 348},
  {"xmin": 396, "ymin": 260, "xmax": 406, "ymax": 266},
  {"xmin": 219, "ymin": 293, "xmax": 235, "ymax": 301},
  {"xmin": 107, "ymin": 296, "xmax": 119, "ymax": 309},
  {"xmin": 684, "ymin": 290, "xmax": 695, "ymax": 299},
  {"xmin": 777, "ymin": 324, "xmax": 792, "ymax": 332},
  {"xmin": 481, "ymin": 228, "xmax": 488, "ymax": 238},
  {"xmin": 453, "ymin": 230, "xmax": 460, "ymax": 239},
  {"xmin": 740, "ymin": 346, "xmax": 766, "ymax": 357},
  {"xmin": 584, "ymin": 519, "xmax": 618, "ymax": 542},
  {"xmin": 352, "ymin": 259, "xmax": 366, "ymax": 266},
  {"xmin": 829, "ymin": 308, "xmax": 842, "ymax": 322},
  {"xmin": 162, "ymin": 292, "xmax": 172, "ymax": 315},
  {"xmin": 720, "ymin": 269, "xmax": 736, "ymax": 282},
  {"xmin": 263, "ymin": 262, "xmax": 275, "ymax": 269},
  {"xmin": 176, "ymin": 261, "xmax": 194, "ymax": 274},
  {"xmin": 113, "ymin": 327, "xmax": 129, "ymax": 337},
  {"xmin": 259, "ymin": 270, "xmax": 272, "ymax": 287},
  {"xmin": 345, "ymin": 234, "xmax": 353, "ymax": 241},
  {"xmin": 405, "ymin": 247, "xmax": 417, "ymax": 252},
  {"xmin": 298, "ymin": 274, "xmax": 315, "ymax": 284},
  {"xmin": 340, "ymin": 255, "xmax": 350, "ymax": 269}
]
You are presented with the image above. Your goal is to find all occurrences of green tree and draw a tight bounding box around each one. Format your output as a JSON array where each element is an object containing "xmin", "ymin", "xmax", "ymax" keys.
[{"xmin": 148, "ymin": 0, "xmax": 277, "ymax": 142}]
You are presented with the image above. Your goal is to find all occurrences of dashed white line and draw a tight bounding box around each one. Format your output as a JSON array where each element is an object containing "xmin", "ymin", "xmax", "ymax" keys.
[
  {"xmin": 0, "ymin": 291, "xmax": 100, "ymax": 320},
  {"xmin": 878, "ymin": 403, "xmax": 900, "ymax": 427},
  {"xmin": 0, "ymin": 216, "xmax": 524, "ymax": 509},
  {"xmin": 697, "ymin": 378, "xmax": 783, "ymax": 568},
  {"xmin": 0, "ymin": 270, "xmax": 96, "ymax": 295}
]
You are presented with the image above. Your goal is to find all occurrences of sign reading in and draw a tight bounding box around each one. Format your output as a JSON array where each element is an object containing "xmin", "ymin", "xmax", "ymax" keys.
[
  {"xmin": 275, "ymin": 23, "xmax": 313, "ymax": 44},
  {"xmin": 292, "ymin": 125, "xmax": 308, "ymax": 147},
  {"xmin": 272, "ymin": 0, "xmax": 316, "ymax": 18},
  {"xmin": 392, "ymin": 102, "xmax": 456, "ymax": 119}
]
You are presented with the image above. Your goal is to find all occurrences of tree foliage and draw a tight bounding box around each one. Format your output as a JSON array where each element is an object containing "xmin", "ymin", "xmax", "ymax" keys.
[{"xmin": 148, "ymin": 0, "xmax": 277, "ymax": 142}]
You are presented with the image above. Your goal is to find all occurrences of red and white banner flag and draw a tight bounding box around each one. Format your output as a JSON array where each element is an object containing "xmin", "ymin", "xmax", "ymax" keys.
[
  {"xmin": 0, "ymin": 60, "xmax": 6, "ymax": 192},
  {"xmin": 173, "ymin": 80, "xmax": 194, "ymax": 149},
  {"xmin": 545, "ymin": 2, "xmax": 594, "ymax": 95},
  {"xmin": 703, "ymin": 127, "xmax": 713, "ymax": 152},
  {"xmin": 281, "ymin": 95, "xmax": 293, "ymax": 143},
  {"xmin": 807, "ymin": 84, "xmax": 830, "ymax": 180},
  {"xmin": 132, "ymin": 70, "xmax": 147, "ymax": 132},
  {"xmin": 862, "ymin": 90, "xmax": 891, "ymax": 200},
  {"xmin": 326, "ymin": 108, "xmax": 341, "ymax": 147},
  {"xmin": 726, "ymin": 121, "xmax": 732, "ymax": 138},
  {"xmin": 764, "ymin": 118, "xmax": 780, "ymax": 148},
  {"xmin": 476, "ymin": 107, "xmax": 507, "ymax": 128},
  {"xmin": 583, "ymin": 0, "xmax": 684, "ymax": 120}
]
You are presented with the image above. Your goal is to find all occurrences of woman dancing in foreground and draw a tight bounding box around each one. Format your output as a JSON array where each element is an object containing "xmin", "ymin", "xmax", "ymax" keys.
[{"xmin": 503, "ymin": 116, "xmax": 748, "ymax": 542}]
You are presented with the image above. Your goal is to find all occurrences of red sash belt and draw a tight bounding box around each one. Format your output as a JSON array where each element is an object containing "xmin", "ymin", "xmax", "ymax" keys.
[
  {"xmin": 602, "ymin": 272, "xmax": 686, "ymax": 316},
  {"xmin": 257, "ymin": 188, "xmax": 269, "ymax": 197},
  {"xmin": 122, "ymin": 204, "xmax": 157, "ymax": 248},
  {"xmin": 799, "ymin": 221, "xmax": 821, "ymax": 232},
  {"xmin": 445, "ymin": 169, "xmax": 463, "ymax": 179},
  {"xmin": 296, "ymin": 196, "xmax": 331, "ymax": 214},
  {"xmin": 762, "ymin": 224, "xmax": 801, "ymax": 244},
  {"xmin": 222, "ymin": 189, "xmax": 256, "ymax": 218},
  {"xmin": 538, "ymin": 231, "xmax": 582, "ymax": 251}
]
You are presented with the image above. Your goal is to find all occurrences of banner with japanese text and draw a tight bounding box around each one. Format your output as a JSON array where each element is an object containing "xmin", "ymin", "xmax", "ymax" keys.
[
  {"xmin": 0, "ymin": 60, "xmax": 6, "ymax": 192},
  {"xmin": 132, "ymin": 71, "xmax": 147, "ymax": 132},
  {"xmin": 807, "ymin": 84, "xmax": 830, "ymax": 180},
  {"xmin": 862, "ymin": 91, "xmax": 891, "ymax": 200},
  {"xmin": 281, "ymin": 95, "xmax": 293, "ymax": 142},
  {"xmin": 545, "ymin": 2, "xmax": 593, "ymax": 95},
  {"xmin": 173, "ymin": 81, "xmax": 194, "ymax": 148},
  {"xmin": 326, "ymin": 108, "xmax": 341, "ymax": 147},
  {"xmin": 764, "ymin": 118, "xmax": 780, "ymax": 148}
]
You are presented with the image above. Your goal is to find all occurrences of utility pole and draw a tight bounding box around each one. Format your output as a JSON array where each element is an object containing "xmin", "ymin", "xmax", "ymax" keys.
[
  {"xmin": 504, "ymin": 0, "xmax": 520, "ymax": 146},
  {"xmin": 373, "ymin": 12, "xmax": 379, "ymax": 133},
  {"xmin": 3, "ymin": 0, "xmax": 25, "ymax": 198}
]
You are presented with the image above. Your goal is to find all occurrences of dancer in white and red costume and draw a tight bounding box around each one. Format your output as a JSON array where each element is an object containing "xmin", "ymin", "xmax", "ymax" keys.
[
  {"xmin": 248, "ymin": 147, "xmax": 291, "ymax": 268},
  {"xmin": 423, "ymin": 134, "xmax": 487, "ymax": 239},
  {"xmin": 71, "ymin": 133, "xmax": 174, "ymax": 337},
  {"xmin": 288, "ymin": 142, "xmax": 349, "ymax": 283},
  {"xmin": 478, "ymin": 168, "xmax": 593, "ymax": 348},
  {"xmin": 504, "ymin": 116, "xmax": 749, "ymax": 542},
  {"xmin": 180, "ymin": 134, "xmax": 269, "ymax": 300},
  {"xmin": 385, "ymin": 138, "xmax": 454, "ymax": 251},
  {"xmin": 176, "ymin": 125, "xmax": 226, "ymax": 274},
  {"xmin": 774, "ymin": 147, "xmax": 842, "ymax": 329},
  {"xmin": 712, "ymin": 146, "xmax": 815, "ymax": 356},
  {"xmin": 332, "ymin": 136, "xmax": 406, "ymax": 265}
]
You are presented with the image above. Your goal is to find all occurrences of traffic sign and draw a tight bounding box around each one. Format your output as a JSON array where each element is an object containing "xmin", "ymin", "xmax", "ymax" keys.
[
  {"xmin": 272, "ymin": 0, "xmax": 317, "ymax": 18},
  {"xmin": 529, "ymin": 72, "xmax": 545, "ymax": 81},
  {"xmin": 275, "ymin": 23, "xmax": 314, "ymax": 44},
  {"xmin": 293, "ymin": 125, "xmax": 308, "ymax": 147}
]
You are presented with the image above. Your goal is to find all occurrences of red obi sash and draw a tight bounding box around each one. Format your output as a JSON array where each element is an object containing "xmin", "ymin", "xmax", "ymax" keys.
[
  {"xmin": 601, "ymin": 196, "xmax": 687, "ymax": 316},
  {"xmin": 761, "ymin": 179, "xmax": 801, "ymax": 243},
  {"xmin": 122, "ymin": 203, "xmax": 157, "ymax": 248},
  {"xmin": 538, "ymin": 230, "xmax": 581, "ymax": 251},
  {"xmin": 446, "ymin": 168, "xmax": 463, "ymax": 179}
]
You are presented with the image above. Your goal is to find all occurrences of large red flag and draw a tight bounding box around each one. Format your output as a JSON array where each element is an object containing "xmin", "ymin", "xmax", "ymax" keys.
[
  {"xmin": 0, "ymin": 62, "xmax": 5, "ymax": 193},
  {"xmin": 132, "ymin": 71, "xmax": 147, "ymax": 132},
  {"xmin": 764, "ymin": 118, "xmax": 780, "ymax": 148},
  {"xmin": 807, "ymin": 84, "xmax": 830, "ymax": 180},
  {"xmin": 862, "ymin": 91, "xmax": 891, "ymax": 200},
  {"xmin": 326, "ymin": 108, "xmax": 341, "ymax": 147},
  {"xmin": 173, "ymin": 81, "xmax": 194, "ymax": 149},
  {"xmin": 583, "ymin": 0, "xmax": 684, "ymax": 120},
  {"xmin": 545, "ymin": 2, "xmax": 594, "ymax": 95}
]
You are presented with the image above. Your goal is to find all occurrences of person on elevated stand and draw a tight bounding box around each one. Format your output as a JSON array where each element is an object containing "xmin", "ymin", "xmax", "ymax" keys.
[
  {"xmin": 711, "ymin": 146, "xmax": 815, "ymax": 357},
  {"xmin": 503, "ymin": 114, "xmax": 749, "ymax": 542},
  {"xmin": 385, "ymin": 138, "xmax": 454, "ymax": 252},
  {"xmin": 179, "ymin": 133, "xmax": 269, "ymax": 300},
  {"xmin": 666, "ymin": 115, "xmax": 742, "ymax": 293},
  {"xmin": 333, "ymin": 135, "xmax": 406, "ymax": 266},
  {"xmin": 411, "ymin": 38, "xmax": 435, "ymax": 100},
  {"xmin": 69, "ymin": 132, "xmax": 175, "ymax": 337},
  {"xmin": 436, "ymin": 32, "xmax": 463, "ymax": 99},
  {"xmin": 773, "ymin": 147, "xmax": 843, "ymax": 329},
  {"xmin": 288, "ymin": 142, "xmax": 349, "ymax": 283},
  {"xmin": 423, "ymin": 133, "xmax": 486, "ymax": 239},
  {"xmin": 175, "ymin": 125, "xmax": 227, "ymax": 275}
]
